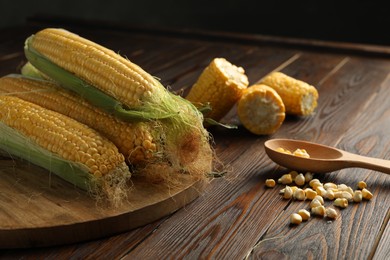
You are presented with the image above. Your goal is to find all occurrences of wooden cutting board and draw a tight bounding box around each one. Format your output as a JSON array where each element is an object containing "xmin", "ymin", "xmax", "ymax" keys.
[{"xmin": 0, "ymin": 156, "xmax": 206, "ymax": 249}]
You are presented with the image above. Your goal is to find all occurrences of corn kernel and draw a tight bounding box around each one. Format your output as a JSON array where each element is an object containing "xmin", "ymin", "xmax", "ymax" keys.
[
  {"xmin": 283, "ymin": 186, "xmax": 293, "ymax": 199},
  {"xmin": 334, "ymin": 191, "xmax": 353, "ymax": 202},
  {"xmin": 298, "ymin": 209, "xmax": 311, "ymax": 221},
  {"xmin": 278, "ymin": 174, "xmax": 293, "ymax": 184},
  {"xmin": 304, "ymin": 172, "xmax": 314, "ymax": 183},
  {"xmin": 293, "ymin": 148, "xmax": 310, "ymax": 158},
  {"xmin": 310, "ymin": 199, "xmax": 323, "ymax": 209},
  {"xmin": 315, "ymin": 186, "xmax": 328, "ymax": 197},
  {"xmin": 276, "ymin": 147, "xmax": 292, "ymax": 154},
  {"xmin": 313, "ymin": 195, "xmax": 324, "ymax": 205},
  {"xmin": 304, "ymin": 188, "xmax": 317, "ymax": 200},
  {"xmin": 311, "ymin": 205, "xmax": 326, "ymax": 217},
  {"xmin": 324, "ymin": 182, "xmax": 338, "ymax": 190},
  {"xmin": 309, "ymin": 179, "xmax": 322, "ymax": 189},
  {"xmin": 357, "ymin": 181, "xmax": 367, "ymax": 190},
  {"xmin": 353, "ymin": 190, "xmax": 363, "ymax": 203},
  {"xmin": 290, "ymin": 213, "xmax": 302, "ymax": 225},
  {"xmin": 325, "ymin": 207, "xmax": 338, "ymax": 219},
  {"xmin": 325, "ymin": 189, "xmax": 335, "ymax": 200},
  {"xmin": 362, "ymin": 188, "xmax": 373, "ymax": 200},
  {"xmin": 334, "ymin": 198, "xmax": 348, "ymax": 208},
  {"xmin": 294, "ymin": 173, "xmax": 306, "ymax": 186},
  {"xmin": 265, "ymin": 179, "xmax": 276, "ymax": 188},
  {"xmin": 293, "ymin": 188, "xmax": 306, "ymax": 201},
  {"xmin": 289, "ymin": 170, "xmax": 299, "ymax": 180}
]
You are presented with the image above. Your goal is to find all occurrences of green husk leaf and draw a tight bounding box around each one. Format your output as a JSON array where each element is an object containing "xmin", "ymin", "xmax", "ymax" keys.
[
  {"xmin": 24, "ymin": 36, "xmax": 175, "ymax": 121},
  {"xmin": 0, "ymin": 122, "xmax": 91, "ymax": 190}
]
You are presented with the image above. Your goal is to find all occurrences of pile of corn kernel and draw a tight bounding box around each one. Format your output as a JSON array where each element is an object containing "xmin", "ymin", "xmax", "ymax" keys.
[
  {"xmin": 265, "ymin": 171, "xmax": 373, "ymax": 225},
  {"xmin": 276, "ymin": 147, "xmax": 310, "ymax": 158}
]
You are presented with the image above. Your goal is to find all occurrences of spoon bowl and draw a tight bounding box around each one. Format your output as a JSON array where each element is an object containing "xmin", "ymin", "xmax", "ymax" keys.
[{"xmin": 264, "ymin": 138, "xmax": 390, "ymax": 174}]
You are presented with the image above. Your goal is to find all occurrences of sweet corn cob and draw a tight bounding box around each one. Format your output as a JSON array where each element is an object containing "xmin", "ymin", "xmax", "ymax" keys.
[
  {"xmin": 260, "ymin": 72, "xmax": 319, "ymax": 116},
  {"xmin": 186, "ymin": 58, "xmax": 249, "ymax": 121},
  {"xmin": 237, "ymin": 84, "xmax": 285, "ymax": 135},
  {"xmin": 24, "ymin": 28, "xmax": 214, "ymax": 183},
  {"xmin": 0, "ymin": 74, "xmax": 158, "ymax": 165},
  {"xmin": 0, "ymin": 95, "xmax": 131, "ymax": 206}
]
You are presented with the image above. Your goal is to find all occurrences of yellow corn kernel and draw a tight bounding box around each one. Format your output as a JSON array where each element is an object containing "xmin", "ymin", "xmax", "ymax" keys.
[
  {"xmin": 265, "ymin": 179, "xmax": 276, "ymax": 188},
  {"xmin": 293, "ymin": 188, "xmax": 306, "ymax": 201},
  {"xmin": 310, "ymin": 199, "xmax": 323, "ymax": 209},
  {"xmin": 334, "ymin": 191, "xmax": 353, "ymax": 202},
  {"xmin": 304, "ymin": 188, "xmax": 317, "ymax": 200},
  {"xmin": 186, "ymin": 57, "xmax": 248, "ymax": 121},
  {"xmin": 357, "ymin": 181, "xmax": 367, "ymax": 190},
  {"xmin": 298, "ymin": 209, "xmax": 311, "ymax": 221},
  {"xmin": 0, "ymin": 75, "xmax": 157, "ymax": 165},
  {"xmin": 334, "ymin": 198, "xmax": 348, "ymax": 208},
  {"xmin": 28, "ymin": 28, "xmax": 160, "ymax": 109},
  {"xmin": 260, "ymin": 71, "xmax": 319, "ymax": 116},
  {"xmin": 276, "ymin": 147, "xmax": 292, "ymax": 154},
  {"xmin": 311, "ymin": 205, "xmax": 326, "ymax": 217},
  {"xmin": 313, "ymin": 195, "xmax": 324, "ymax": 205},
  {"xmin": 315, "ymin": 186, "xmax": 328, "ymax": 198},
  {"xmin": 292, "ymin": 148, "xmax": 310, "ymax": 158},
  {"xmin": 324, "ymin": 182, "xmax": 338, "ymax": 190},
  {"xmin": 294, "ymin": 173, "xmax": 306, "ymax": 186},
  {"xmin": 278, "ymin": 173, "xmax": 293, "ymax": 185},
  {"xmin": 309, "ymin": 179, "xmax": 322, "ymax": 189},
  {"xmin": 325, "ymin": 207, "xmax": 338, "ymax": 219},
  {"xmin": 289, "ymin": 170, "xmax": 299, "ymax": 180},
  {"xmin": 353, "ymin": 190, "xmax": 363, "ymax": 202},
  {"xmin": 237, "ymin": 84, "xmax": 285, "ymax": 135},
  {"xmin": 304, "ymin": 172, "xmax": 314, "ymax": 183},
  {"xmin": 283, "ymin": 185, "xmax": 293, "ymax": 199},
  {"xmin": 362, "ymin": 188, "xmax": 373, "ymax": 200},
  {"xmin": 290, "ymin": 213, "xmax": 303, "ymax": 225},
  {"xmin": 325, "ymin": 189, "xmax": 335, "ymax": 200}
]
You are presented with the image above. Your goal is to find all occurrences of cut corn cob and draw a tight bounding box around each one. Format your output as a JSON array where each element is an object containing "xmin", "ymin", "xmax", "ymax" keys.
[
  {"xmin": 0, "ymin": 74, "xmax": 159, "ymax": 165},
  {"xmin": 186, "ymin": 57, "xmax": 249, "ymax": 121},
  {"xmin": 24, "ymin": 28, "xmax": 214, "ymax": 183},
  {"xmin": 237, "ymin": 84, "xmax": 285, "ymax": 135},
  {"xmin": 260, "ymin": 72, "xmax": 318, "ymax": 116},
  {"xmin": 0, "ymin": 95, "xmax": 131, "ymax": 206}
]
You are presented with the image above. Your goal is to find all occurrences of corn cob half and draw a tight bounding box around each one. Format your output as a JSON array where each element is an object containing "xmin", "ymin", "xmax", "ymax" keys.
[
  {"xmin": 260, "ymin": 72, "xmax": 319, "ymax": 116},
  {"xmin": 237, "ymin": 84, "xmax": 285, "ymax": 135},
  {"xmin": 186, "ymin": 58, "xmax": 249, "ymax": 122},
  {"xmin": 24, "ymin": 28, "xmax": 214, "ymax": 183},
  {"xmin": 0, "ymin": 95, "xmax": 131, "ymax": 207}
]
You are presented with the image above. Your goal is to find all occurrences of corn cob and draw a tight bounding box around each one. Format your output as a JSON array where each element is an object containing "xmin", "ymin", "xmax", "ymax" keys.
[
  {"xmin": 237, "ymin": 84, "xmax": 285, "ymax": 135},
  {"xmin": 186, "ymin": 57, "xmax": 249, "ymax": 122},
  {"xmin": 0, "ymin": 74, "xmax": 159, "ymax": 165},
  {"xmin": 0, "ymin": 95, "xmax": 131, "ymax": 206},
  {"xmin": 24, "ymin": 28, "xmax": 213, "ymax": 182},
  {"xmin": 260, "ymin": 72, "xmax": 318, "ymax": 116}
]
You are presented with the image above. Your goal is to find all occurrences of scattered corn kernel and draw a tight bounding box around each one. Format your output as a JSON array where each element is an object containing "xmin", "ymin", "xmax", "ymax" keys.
[
  {"xmin": 315, "ymin": 186, "xmax": 328, "ymax": 197},
  {"xmin": 310, "ymin": 199, "xmax": 323, "ymax": 209},
  {"xmin": 290, "ymin": 213, "xmax": 303, "ymax": 225},
  {"xmin": 334, "ymin": 198, "xmax": 348, "ymax": 208},
  {"xmin": 298, "ymin": 209, "xmax": 311, "ymax": 221},
  {"xmin": 293, "ymin": 188, "xmax": 306, "ymax": 201},
  {"xmin": 309, "ymin": 179, "xmax": 322, "ymax": 189},
  {"xmin": 283, "ymin": 186, "xmax": 293, "ymax": 199},
  {"xmin": 325, "ymin": 207, "xmax": 338, "ymax": 219},
  {"xmin": 265, "ymin": 179, "xmax": 276, "ymax": 188},
  {"xmin": 313, "ymin": 195, "xmax": 324, "ymax": 205},
  {"xmin": 334, "ymin": 191, "xmax": 353, "ymax": 202},
  {"xmin": 362, "ymin": 188, "xmax": 373, "ymax": 200},
  {"xmin": 289, "ymin": 170, "xmax": 299, "ymax": 180},
  {"xmin": 357, "ymin": 181, "xmax": 367, "ymax": 190},
  {"xmin": 353, "ymin": 190, "xmax": 363, "ymax": 203},
  {"xmin": 324, "ymin": 182, "xmax": 338, "ymax": 190},
  {"xmin": 278, "ymin": 174, "xmax": 293, "ymax": 184},
  {"xmin": 325, "ymin": 189, "xmax": 335, "ymax": 200},
  {"xmin": 292, "ymin": 148, "xmax": 310, "ymax": 158},
  {"xmin": 304, "ymin": 188, "xmax": 317, "ymax": 200},
  {"xmin": 294, "ymin": 173, "xmax": 306, "ymax": 186},
  {"xmin": 311, "ymin": 205, "xmax": 326, "ymax": 217},
  {"xmin": 304, "ymin": 172, "xmax": 314, "ymax": 183}
]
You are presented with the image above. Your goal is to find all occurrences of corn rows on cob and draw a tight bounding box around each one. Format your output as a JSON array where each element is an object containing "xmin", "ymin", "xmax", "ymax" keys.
[
  {"xmin": 260, "ymin": 72, "xmax": 319, "ymax": 116},
  {"xmin": 0, "ymin": 95, "xmax": 131, "ymax": 206},
  {"xmin": 237, "ymin": 84, "xmax": 285, "ymax": 135},
  {"xmin": 0, "ymin": 75, "xmax": 159, "ymax": 165},
  {"xmin": 23, "ymin": 28, "xmax": 213, "ymax": 184},
  {"xmin": 186, "ymin": 58, "xmax": 249, "ymax": 121}
]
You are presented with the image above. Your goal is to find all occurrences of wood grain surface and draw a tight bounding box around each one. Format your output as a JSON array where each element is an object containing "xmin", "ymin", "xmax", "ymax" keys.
[{"xmin": 0, "ymin": 21, "xmax": 389, "ymax": 259}]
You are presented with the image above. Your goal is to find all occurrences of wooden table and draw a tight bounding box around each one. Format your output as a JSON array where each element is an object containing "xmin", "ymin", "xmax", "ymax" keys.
[{"xmin": 1, "ymin": 21, "xmax": 390, "ymax": 259}]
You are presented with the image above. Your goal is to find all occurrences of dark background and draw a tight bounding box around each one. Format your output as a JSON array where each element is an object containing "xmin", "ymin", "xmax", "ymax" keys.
[{"xmin": 1, "ymin": 0, "xmax": 389, "ymax": 46}]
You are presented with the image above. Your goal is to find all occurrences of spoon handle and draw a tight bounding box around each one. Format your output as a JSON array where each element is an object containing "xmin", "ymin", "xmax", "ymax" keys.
[{"xmin": 345, "ymin": 152, "xmax": 390, "ymax": 174}]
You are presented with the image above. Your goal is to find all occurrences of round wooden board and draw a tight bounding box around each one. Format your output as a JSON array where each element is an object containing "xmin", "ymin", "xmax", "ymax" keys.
[{"xmin": 0, "ymin": 157, "xmax": 206, "ymax": 249}]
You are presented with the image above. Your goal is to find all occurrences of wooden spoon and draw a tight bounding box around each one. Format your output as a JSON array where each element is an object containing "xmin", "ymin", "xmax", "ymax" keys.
[{"xmin": 264, "ymin": 138, "xmax": 390, "ymax": 174}]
